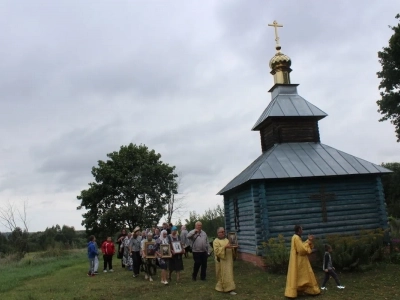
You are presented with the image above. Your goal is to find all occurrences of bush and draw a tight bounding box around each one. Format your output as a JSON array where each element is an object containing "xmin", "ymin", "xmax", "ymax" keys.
[
  {"xmin": 262, "ymin": 229, "xmax": 388, "ymax": 273},
  {"xmin": 388, "ymin": 237, "xmax": 400, "ymax": 264},
  {"xmin": 389, "ymin": 217, "xmax": 400, "ymax": 238},
  {"xmin": 36, "ymin": 243, "xmax": 68, "ymax": 258},
  {"xmin": 0, "ymin": 252, "xmax": 25, "ymax": 264},
  {"xmin": 315, "ymin": 228, "xmax": 386, "ymax": 271},
  {"xmin": 260, "ymin": 234, "xmax": 290, "ymax": 273}
]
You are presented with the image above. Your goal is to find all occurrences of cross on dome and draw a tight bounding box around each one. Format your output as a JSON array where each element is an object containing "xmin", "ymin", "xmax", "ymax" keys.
[{"xmin": 268, "ymin": 20, "xmax": 283, "ymax": 51}]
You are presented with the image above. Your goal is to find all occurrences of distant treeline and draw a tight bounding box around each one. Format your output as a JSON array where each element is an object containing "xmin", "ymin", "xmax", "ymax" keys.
[
  {"xmin": 183, "ymin": 205, "xmax": 225, "ymax": 239},
  {"xmin": 0, "ymin": 204, "xmax": 226, "ymax": 257},
  {"xmin": 0, "ymin": 225, "xmax": 87, "ymax": 256}
]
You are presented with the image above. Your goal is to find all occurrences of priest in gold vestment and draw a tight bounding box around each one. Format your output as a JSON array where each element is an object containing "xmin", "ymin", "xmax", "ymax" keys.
[
  {"xmin": 284, "ymin": 225, "xmax": 320, "ymax": 298},
  {"xmin": 213, "ymin": 227, "xmax": 237, "ymax": 295}
]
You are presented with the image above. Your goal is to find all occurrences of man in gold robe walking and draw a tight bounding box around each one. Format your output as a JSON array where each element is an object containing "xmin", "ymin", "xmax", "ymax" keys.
[
  {"xmin": 213, "ymin": 227, "xmax": 237, "ymax": 295},
  {"xmin": 285, "ymin": 225, "xmax": 320, "ymax": 298}
]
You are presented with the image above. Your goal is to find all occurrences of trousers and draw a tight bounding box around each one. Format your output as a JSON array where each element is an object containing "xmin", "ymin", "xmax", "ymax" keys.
[
  {"xmin": 192, "ymin": 251, "xmax": 208, "ymax": 280},
  {"xmin": 103, "ymin": 254, "xmax": 113, "ymax": 270},
  {"xmin": 88, "ymin": 257, "xmax": 95, "ymax": 274},
  {"xmin": 131, "ymin": 251, "xmax": 141, "ymax": 275},
  {"xmin": 322, "ymin": 269, "xmax": 341, "ymax": 287}
]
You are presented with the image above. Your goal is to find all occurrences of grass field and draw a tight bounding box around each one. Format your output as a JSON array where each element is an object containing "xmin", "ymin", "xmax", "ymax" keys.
[{"xmin": 1, "ymin": 250, "xmax": 399, "ymax": 300}]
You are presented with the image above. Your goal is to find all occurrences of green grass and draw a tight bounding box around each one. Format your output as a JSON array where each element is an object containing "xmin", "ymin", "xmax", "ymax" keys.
[
  {"xmin": 0, "ymin": 249, "xmax": 85, "ymax": 294},
  {"xmin": 1, "ymin": 251, "xmax": 399, "ymax": 300}
]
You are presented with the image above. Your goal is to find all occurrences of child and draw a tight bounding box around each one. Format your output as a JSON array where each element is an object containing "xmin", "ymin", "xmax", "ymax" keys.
[
  {"xmin": 87, "ymin": 235, "xmax": 98, "ymax": 276},
  {"xmin": 101, "ymin": 236, "xmax": 115, "ymax": 273},
  {"xmin": 321, "ymin": 244, "xmax": 345, "ymax": 290},
  {"xmin": 93, "ymin": 242, "xmax": 100, "ymax": 274}
]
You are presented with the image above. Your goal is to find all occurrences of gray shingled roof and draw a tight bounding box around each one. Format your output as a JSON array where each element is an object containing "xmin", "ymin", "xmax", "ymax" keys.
[
  {"xmin": 252, "ymin": 85, "xmax": 328, "ymax": 130},
  {"xmin": 218, "ymin": 142, "xmax": 391, "ymax": 195}
]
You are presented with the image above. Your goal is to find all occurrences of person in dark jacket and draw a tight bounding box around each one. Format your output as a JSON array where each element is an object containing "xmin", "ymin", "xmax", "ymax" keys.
[
  {"xmin": 321, "ymin": 244, "xmax": 345, "ymax": 290},
  {"xmin": 168, "ymin": 226, "xmax": 185, "ymax": 282},
  {"xmin": 87, "ymin": 235, "xmax": 98, "ymax": 276},
  {"xmin": 116, "ymin": 229, "xmax": 127, "ymax": 267}
]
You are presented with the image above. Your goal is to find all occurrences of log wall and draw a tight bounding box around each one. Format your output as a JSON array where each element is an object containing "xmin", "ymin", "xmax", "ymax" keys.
[
  {"xmin": 260, "ymin": 118, "xmax": 320, "ymax": 152},
  {"xmin": 262, "ymin": 175, "xmax": 388, "ymax": 240},
  {"xmin": 224, "ymin": 184, "xmax": 258, "ymax": 254},
  {"xmin": 224, "ymin": 174, "xmax": 388, "ymax": 255}
]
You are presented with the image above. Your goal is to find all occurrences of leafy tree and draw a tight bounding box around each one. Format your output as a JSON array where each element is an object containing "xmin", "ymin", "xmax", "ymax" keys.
[
  {"xmin": 184, "ymin": 205, "xmax": 225, "ymax": 238},
  {"xmin": 0, "ymin": 224, "xmax": 84, "ymax": 255},
  {"xmin": 60, "ymin": 225, "xmax": 77, "ymax": 246},
  {"xmin": 27, "ymin": 231, "xmax": 44, "ymax": 252},
  {"xmin": 184, "ymin": 211, "xmax": 201, "ymax": 231},
  {"xmin": 37, "ymin": 225, "xmax": 59, "ymax": 249},
  {"xmin": 0, "ymin": 232, "xmax": 10, "ymax": 254},
  {"xmin": 33, "ymin": 224, "xmax": 80, "ymax": 250},
  {"xmin": 8, "ymin": 227, "xmax": 29, "ymax": 254},
  {"xmin": 201, "ymin": 205, "xmax": 225, "ymax": 237},
  {"xmin": 381, "ymin": 162, "xmax": 400, "ymax": 217},
  {"xmin": 377, "ymin": 14, "xmax": 400, "ymax": 141},
  {"xmin": 77, "ymin": 143, "xmax": 178, "ymax": 238}
]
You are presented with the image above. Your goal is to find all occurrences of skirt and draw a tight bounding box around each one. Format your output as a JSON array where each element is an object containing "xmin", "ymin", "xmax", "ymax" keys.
[{"xmin": 169, "ymin": 254, "xmax": 183, "ymax": 272}]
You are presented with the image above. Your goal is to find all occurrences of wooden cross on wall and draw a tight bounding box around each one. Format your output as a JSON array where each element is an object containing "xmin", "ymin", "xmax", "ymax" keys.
[{"xmin": 309, "ymin": 186, "xmax": 336, "ymax": 222}]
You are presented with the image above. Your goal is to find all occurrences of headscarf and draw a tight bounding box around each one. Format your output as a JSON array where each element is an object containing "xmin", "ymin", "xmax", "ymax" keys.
[
  {"xmin": 171, "ymin": 226, "xmax": 178, "ymax": 237},
  {"xmin": 160, "ymin": 230, "xmax": 169, "ymax": 244}
]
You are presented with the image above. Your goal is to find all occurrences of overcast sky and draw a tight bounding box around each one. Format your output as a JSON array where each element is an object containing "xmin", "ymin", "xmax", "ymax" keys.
[{"xmin": 1, "ymin": 0, "xmax": 399, "ymax": 232}]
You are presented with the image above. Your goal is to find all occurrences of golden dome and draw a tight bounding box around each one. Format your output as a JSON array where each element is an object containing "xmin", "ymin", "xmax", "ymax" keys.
[
  {"xmin": 269, "ymin": 51, "xmax": 291, "ymax": 69},
  {"xmin": 267, "ymin": 21, "xmax": 292, "ymax": 84}
]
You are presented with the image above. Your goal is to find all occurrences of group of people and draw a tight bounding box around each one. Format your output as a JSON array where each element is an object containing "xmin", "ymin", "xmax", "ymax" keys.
[
  {"xmin": 87, "ymin": 235, "xmax": 116, "ymax": 275},
  {"xmin": 114, "ymin": 222, "xmax": 192, "ymax": 283},
  {"xmin": 88, "ymin": 222, "xmax": 347, "ymax": 298},
  {"xmin": 86, "ymin": 221, "xmax": 238, "ymax": 296}
]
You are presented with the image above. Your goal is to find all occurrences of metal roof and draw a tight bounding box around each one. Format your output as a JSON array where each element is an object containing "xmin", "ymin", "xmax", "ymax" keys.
[
  {"xmin": 252, "ymin": 85, "xmax": 328, "ymax": 130},
  {"xmin": 218, "ymin": 142, "xmax": 392, "ymax": 195}
]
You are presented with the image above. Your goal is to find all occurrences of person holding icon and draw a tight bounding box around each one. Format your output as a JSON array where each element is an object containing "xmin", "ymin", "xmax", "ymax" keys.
[{"xmin": 213, "ymin": 227, "xmax": 237, "ymax": 295}]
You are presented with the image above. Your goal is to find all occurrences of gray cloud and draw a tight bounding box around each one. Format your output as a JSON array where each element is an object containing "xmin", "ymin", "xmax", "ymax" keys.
[{"xmin": 1, "ymin": 0, "xmax": 399, "ymax": 231}]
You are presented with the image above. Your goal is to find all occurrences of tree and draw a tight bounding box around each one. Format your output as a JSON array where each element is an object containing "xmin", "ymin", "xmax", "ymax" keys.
[
  {"xmin": 381, "ymin": 162, "xmax": 400, "ymax": 218},
  {"xmin": 77, "ymin": 143, "xmax": 178, "ymax": 238},
  {"xmin": 184, "ymin": 205, "xmax": 225, "ymax": 238},
  {"xmin": 8, "ymin": 227, "xmax": 29, "ymax": 254},
  {"xmin": 0, "ymin": 201, "xmax": 29, "ymax": 232},
  {"xmin": 60, "ymin": 225, "xmax": 77, "ymax": 246},
  {"xmin": 200, "ymin": 205, "xmax": 225, "ymax": 237},
  {"xmin": 0, "ymin": 232, "xmax": 10, "ymax": 254},
  {"xmin": 184, "ymin": 211, "xmax": 201, "ymax": 231},
  {"xmin": 164, "ymin": 175, "xmax": 186, "ymax": 224},
  {"xmin": 377, "ymin": 14, "xmax": 400, "ymax": 142}
]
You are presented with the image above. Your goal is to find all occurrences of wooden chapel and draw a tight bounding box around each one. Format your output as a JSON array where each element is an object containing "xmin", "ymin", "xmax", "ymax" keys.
[{"xmin": 218, "ymin": 21, "xmax": 391, "ymax": 266}]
